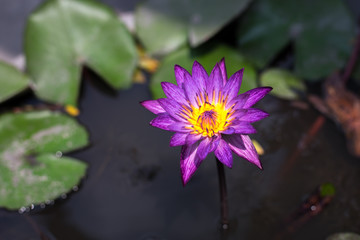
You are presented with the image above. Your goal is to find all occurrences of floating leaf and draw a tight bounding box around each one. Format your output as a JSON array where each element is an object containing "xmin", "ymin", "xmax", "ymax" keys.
[
  {"xmin": 136, "ymin": 0, "xmax": 252, "ymax": 55},
  {"xmin": 260, "ymin": 69, "xmax": 305, "ymax": 100},
  {"xmin": 237, "ymin": 0, "xmax": 355, "ymax": 80},
  {"xmin": 0, "ymin": 110, "xmax": 89, "ymax": 210},
  {"xmin": 0, "ymin": 61, "xmax": 30, "ymax": 103},
  {"xmin": 25, "ymin": 0, "xmax": 138, "ymax": 106},
  {"xmin": 150, "ymin": 44, "xmax": 257, "ymax": 99}
]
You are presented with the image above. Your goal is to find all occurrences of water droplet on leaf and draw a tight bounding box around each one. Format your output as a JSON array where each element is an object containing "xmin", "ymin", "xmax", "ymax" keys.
[
  {"xmin": 56, "ymin": 151, "xmax": 62, "ymax": 158},
  {"xmin": 18, "ymin": 206, "xmax": 26, "ymax": 214}
]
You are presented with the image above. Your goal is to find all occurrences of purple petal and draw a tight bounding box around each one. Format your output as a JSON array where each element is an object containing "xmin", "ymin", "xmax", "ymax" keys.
[
  {"xmin": 183, "ymin": 76, "xmax": 200, "ymax": 108},
  {"xmin": 219, "ymin": 58, "xmax": 228, "ymax": 85},
  {"xmin": 186, "ymin": 133, "xmax": 202, "ymax": 145},
  {"xmin": 192, "ymin": 61, "xmax": 207, "ymax": 92},
  {"xmin": 170, "ymin": 132, "xmax": 188, "ymax": 146},
  {"xmin": 197, "ymin": 137, "xmax": 212, "ymax": 160},
  {"xmin": 209, "ymin": 135, "xmax": 221, "ymax": 152},
  {"xmin": 220, "ymin": 127, "xmax": 235, "ymax": 135},
  {"xmin": 227, "ymin": 93, "xmax": 250, "ymax": 110},
  {"xmin": 150, "ymin": 113, "xmax": 176, "ymax": 130},
  {"xmin": 207, "ymin": 64, "xmax": 223, "ymax": 103},
  {"xmin": 243, "ymin": 87, "xmax": 272, "ymax": 108},
  {"xmin": 168, "ymin": 121, "xmax": 191, "ymax": 133},
  {"xmin": 140, "ymin": 100, "xmax": 165, "ymax": 114},
  {"xmin": 224, "ymin": 134, "xmax": 262, "ymax": 169},
  {"xmin": 161, "ymin": 82, "xmax": 188, "ymax": 106},
  {"xmin": 230, "ymin": 109, "xmax": 249, "ymax": 120},
  {"xmin": 157, "ymin": 98, "xmax": 185, "ymax": 122},
  {"xmin": 174, "ymin": 65, "xmax": 191, "ymax": 89},
  {"xmin": 231, "ymin": 121, "xmax": 257, "ymax": 134},
  {"xmin": 180, "ymin": 143, "xmax": 201, "ymax": 185},
  {"xmin": 239, "ymin": 109, "xmax": 269, "ymax": 122},
  {"xmin": 214, "ymin": 139, "xmax": 233, "ymax": 168},
  {"xmin": 222, "ymin": 68, "xmax": 244, "ymax": 101}
]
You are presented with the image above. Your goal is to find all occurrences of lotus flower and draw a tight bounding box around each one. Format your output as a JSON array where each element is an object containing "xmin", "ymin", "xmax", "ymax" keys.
[{"xmin": 141, "ymin": 59, "xmax": 271, "ymax": 185}]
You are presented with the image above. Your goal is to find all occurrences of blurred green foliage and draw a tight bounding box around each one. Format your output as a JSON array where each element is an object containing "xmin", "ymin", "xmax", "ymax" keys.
[
  {"xmin": 25, "ymin": 0, "xmax": 138, "ymax": 106},
  {"xmin": 0, "ymin": 62, "xmax": 29, "ymax": 104},
  {"xmin": 150, "ymin": 45, "xmax": 257, "ymax": 99},
  {"xmin": 260, "ymin": 69, "xmax": 305, "ymax": 100},
  {"xmin": 136, "ymin": 0, "xmax": 252, "ymax": 55},
  {"xmin": 0, "ymin": 111, "xmax": 88, "ymax": 209},
  {"xmin": 237, "ymin": 0, "xmax": 355, "ymax": 80}
]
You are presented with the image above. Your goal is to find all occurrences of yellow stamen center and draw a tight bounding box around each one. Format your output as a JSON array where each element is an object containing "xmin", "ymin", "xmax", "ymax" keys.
[{"xmin": 182, "ymin": 93, "xmax": 234, "ymax": 137}]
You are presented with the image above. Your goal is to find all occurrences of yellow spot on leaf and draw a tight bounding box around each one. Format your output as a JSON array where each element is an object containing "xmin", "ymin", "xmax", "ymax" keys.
[
  {"xmin": 65, "ymin": 105, "xmax": 79, "ymax": 116},
  {"xmin": 133, "ymin": 69, "xmax": 146, "ymax": 84},
  {"xmin": 137, "ymin": 45, "xmax": 159, "ymax": 73},
  {"xmin": 139, "ymin": 57, "xmax": 159, "ymax": 73},
  {"xmin": 252, "ymin": 139, "xmax": 264, "ymax": 155}
]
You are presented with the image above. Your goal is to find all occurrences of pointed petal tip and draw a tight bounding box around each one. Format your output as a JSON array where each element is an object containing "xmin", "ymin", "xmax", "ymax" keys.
[
  {"xmin": 243, "ymin": 86, "xmax": 273, "ymax": 108},
  {"xmin": 218, "ymin": 58, "xmax": 228, "ymax": 84},
  {"xmin": 252, "ymin": 156, "xmax": 263, "ymax": 169},
  {"xmin": 264, "ymin": 86, "xmax": 273, "ymax": 93},
  {"xmin": 236, "ymin": 68, "xmax": 245, "ymax": 76},
  {"xmin": 221, "ymin": 159, "xmax": 233, "ymax": 169},
  {"xmin": 181, "ymin": 175, "xmax": 190, "ymax": 186},
  {"xmin": 193, "ymin": 60, "xmax": 201, "ymax": 66},
  {"xmin": 181, "ymin": 168, "xmax": 194, "ymax": 186},
  {"xmin": 139, "ymin": 100, "xmax": 149, "ymax": 106},
  {"xmin": 174, "ymin": 64, "xmax": 189, "ymax": 73},
  {"xmin": 140, "ymin": 99, "xmax": 166, "ymax": 114}
]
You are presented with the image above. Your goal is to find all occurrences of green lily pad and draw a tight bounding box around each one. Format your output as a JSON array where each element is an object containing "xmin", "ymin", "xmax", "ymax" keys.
[
  {"xmin": 237, "ymin": 0, "xmax": 355, "ymax": 80},
  {"xmin": 0, "ymin": 110, "xmax": 89, "ymax": 210},
  {"xmin": 136, "ymin": 0, "xmax": 252, "ymax": 55},
  {"xmin": 260, "ymin": 68, "xmax": 305, "ymax": 100},
  {"xmin": 0, "ymin": 61, "xmax": 30, "ymax": 103},
  {"xmin": 25, "ymin": 0, "xmax": 138, "ymax": 106},
  {"xmin": 150, "ymin": 44, "xmax": 257, "ymax": 99}
]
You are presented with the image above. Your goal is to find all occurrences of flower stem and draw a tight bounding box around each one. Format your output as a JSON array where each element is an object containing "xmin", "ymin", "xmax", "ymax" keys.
[{"xmin": 216, "ymin": 158, "xmax": 229, "ymax": 230}]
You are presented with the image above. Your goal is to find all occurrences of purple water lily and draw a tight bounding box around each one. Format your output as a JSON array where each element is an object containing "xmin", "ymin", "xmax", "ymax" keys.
[{"xmin": 141, "ymin": 59, "xmax": 271, "ymax": 185}]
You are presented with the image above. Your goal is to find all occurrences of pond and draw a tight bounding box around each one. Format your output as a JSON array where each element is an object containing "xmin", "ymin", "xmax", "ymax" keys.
[
  {"xmin": 1, "ymin": 70, "xmax": 360, "ymax": 239},
  {"xmin": 1, "ymin": 0, "xmax": 360, "ymax": 240}
]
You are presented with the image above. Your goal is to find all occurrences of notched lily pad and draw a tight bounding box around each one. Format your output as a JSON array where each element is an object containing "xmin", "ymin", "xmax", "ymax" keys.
[
  {"xmin": 260, "ymin": 68, "xmax": 305, "ymax": 100},
  {"xmin": 25, "ymin": 0, "xmax": 138, "ymax": 106},
  {"xmin": 150, "ymin": 44, "xmax": 257, "ymax": 99},
  {"xmin": 136, "ymin": 0, "xmax": 252, "ymax": 55},
  {"xmin": 0, "ymin": 110, "xmax": 89, "ymax": 210},
  {"xmin": 0, "ymin": 61, "xmax": 30, "ymax": 103},
  {"xmin": 237, "ymin": 0, "xmax": 355, "ymax": 80}
]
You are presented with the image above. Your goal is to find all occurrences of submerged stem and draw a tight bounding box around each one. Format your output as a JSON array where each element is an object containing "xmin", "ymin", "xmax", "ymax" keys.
[{"xmin": 216, "ymin": 158, "xmax": 229, "ymax": 230}]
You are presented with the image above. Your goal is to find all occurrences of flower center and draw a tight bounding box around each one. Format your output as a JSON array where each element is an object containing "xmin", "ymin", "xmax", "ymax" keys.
[
  {"xmin": 182, "ymin": 95, "xmax": 234, "ymax": 138},
  {"xmin": 198, "ymin": 109, "xmax": 218, "ymax": 134}
]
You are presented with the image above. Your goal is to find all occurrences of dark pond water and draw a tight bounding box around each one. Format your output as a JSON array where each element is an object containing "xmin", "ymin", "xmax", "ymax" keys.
[
  {"xmin": 1, "ymin": 0, "xmax": 360, "ymax": 240},
  {"xmin": 1, "ymin": 71, "xmax": 360, "ymax": 240}
]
